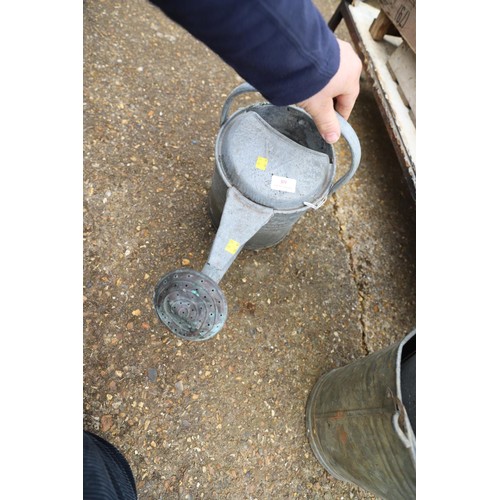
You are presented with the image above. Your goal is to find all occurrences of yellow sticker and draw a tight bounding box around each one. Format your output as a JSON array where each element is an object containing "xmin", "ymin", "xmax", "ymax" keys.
[
  {"xmin": 225, "ymin": 239, "xmax": 240, "ymax": 255},
  {"xmin": 255, "ymin": 156, "xmax": 268, "ymax": 170}
]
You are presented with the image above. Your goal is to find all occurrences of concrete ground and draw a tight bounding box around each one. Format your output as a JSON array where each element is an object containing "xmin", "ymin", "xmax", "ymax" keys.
[{"xmin": 83, "ymin": 0, "xmax": 416, "ymax": 498}]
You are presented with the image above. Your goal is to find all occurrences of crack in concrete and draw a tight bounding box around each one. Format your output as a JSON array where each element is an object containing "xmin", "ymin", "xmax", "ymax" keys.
[{"xmin": 331, "ymin": 195, "xmax": 370, "ymax": 356}]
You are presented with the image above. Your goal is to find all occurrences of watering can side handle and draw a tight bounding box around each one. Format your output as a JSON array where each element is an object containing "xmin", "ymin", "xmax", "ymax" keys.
[
  {"xmin": 329, "ymin": 112, "xmax": 362, "ymax": 194},
  {"xmin": 220, "ymin": 82, "xmax": 259, "ymax": 126}
]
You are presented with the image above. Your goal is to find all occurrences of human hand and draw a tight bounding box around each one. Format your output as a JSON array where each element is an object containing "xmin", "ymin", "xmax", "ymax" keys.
[{"xmin": 298, "ymin": 39, "xmax": 362, "ymax": 144}]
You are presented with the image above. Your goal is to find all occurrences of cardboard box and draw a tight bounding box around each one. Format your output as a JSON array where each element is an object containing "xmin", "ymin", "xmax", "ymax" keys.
[{"xmin": 378, "ymin": 0, "xmax": 416, "ymax": 52}]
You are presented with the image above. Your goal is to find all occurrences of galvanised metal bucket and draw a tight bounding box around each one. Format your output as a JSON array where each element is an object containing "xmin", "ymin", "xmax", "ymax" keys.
[
  {"xmin": 305, "ymin": 330, "xmax": 416, "ymax": 500},
  {"xmin": 154, "ymin": 83, "xmax": 361, "ymax": 341}
]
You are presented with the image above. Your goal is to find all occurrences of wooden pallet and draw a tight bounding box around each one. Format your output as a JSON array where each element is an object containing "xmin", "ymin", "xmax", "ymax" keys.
[{"xmin": 329, "ymin": 1, "xmax": 416, "ymax": 199}]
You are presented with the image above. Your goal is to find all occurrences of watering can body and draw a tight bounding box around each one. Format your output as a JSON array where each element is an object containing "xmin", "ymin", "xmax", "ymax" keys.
[
  {"xmin": 209, "ymin": 99, "xmax": 334, "ymax": 251},
  {"xmin": 207, "ymin": 83, "xmax": 360, "ymax": 254}
]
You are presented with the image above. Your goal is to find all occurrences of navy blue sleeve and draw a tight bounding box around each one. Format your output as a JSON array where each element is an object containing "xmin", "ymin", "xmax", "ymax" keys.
[{"xmin": 149, "ymin": 0, "xmax": 340, "ymax": 106}]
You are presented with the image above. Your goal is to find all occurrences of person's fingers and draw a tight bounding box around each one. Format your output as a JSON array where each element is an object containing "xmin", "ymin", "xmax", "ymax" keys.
[
  {"xmin": 334, "ymin": 90, "xmax": 358, "ymax": 121},
  {"xmin": 333, "ymin": 42, "xmax": 361, "ymax": 121},
  {"xmin": 310, "ymin": 97, "xmax": 340, "ymax": 144},
  {"xmin": 297, "ymin": 38, "xmax": 362, "ymax": 143},
  {"xmin": 303, "ymin": 97, "xmax": 340, "ymax": 144}
]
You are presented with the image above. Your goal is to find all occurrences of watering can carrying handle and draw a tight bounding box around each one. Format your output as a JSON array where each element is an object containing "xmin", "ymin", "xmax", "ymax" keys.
[
  {"xmin": 220, "ymin": 83, "xmax": 361, "ymax": 196},
  {"xmin": 329, "ymin": 113, "xmax": 361, "ymax": 195},
  {"xmin": 220, "ymin": 82, "xmax": 258, "ymax": 126}
]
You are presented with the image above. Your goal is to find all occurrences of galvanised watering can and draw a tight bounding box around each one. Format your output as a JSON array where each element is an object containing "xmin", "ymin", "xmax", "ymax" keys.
[{"xmin": 154, "ymin": 83, "xmax": 361, "ymax": 341}]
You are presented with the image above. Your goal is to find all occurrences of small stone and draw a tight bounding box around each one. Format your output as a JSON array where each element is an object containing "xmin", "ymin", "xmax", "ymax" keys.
[
  {"xmin": 182, "ymin": 258, "xmax": 190, "ymax": 266},
  {"xmin": 148, "ymin": 368, "xmax": 157, "ymax": 382},
  {"xmin": 132, "ymin": 309, "xmax": 141, "ymax": 316},
  {"xmin": 101, "ymin": 415, "xmax": 113, "ymax": 432}
]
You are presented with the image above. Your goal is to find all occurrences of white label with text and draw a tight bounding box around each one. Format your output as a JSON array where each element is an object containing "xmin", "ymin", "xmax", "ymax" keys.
[{"xmin": 270, "ymin": 175, "xmax": 296, "ymax": 193}]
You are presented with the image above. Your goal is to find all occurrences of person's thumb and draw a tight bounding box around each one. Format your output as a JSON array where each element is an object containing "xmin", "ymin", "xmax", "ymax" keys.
[{"xmin": 305, "ymin": 98, "xmax": 340, "ymax": 144}]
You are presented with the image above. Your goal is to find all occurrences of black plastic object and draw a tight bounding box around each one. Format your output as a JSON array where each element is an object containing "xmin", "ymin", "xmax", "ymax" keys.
[
  {"xmin": 83, "ymin": 431, "xmax": 137, "ymax": 500},
  {"xmin": 153, "ymin": 269, "xmax": 227, "ymax": 341},
  {"xmin": 401, "ymin": 334, "xmax": 416, "ymax": 435}
]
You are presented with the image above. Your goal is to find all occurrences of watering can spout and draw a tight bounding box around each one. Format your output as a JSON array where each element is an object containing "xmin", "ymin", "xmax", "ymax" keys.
[{"xmin": 202, "ymin": 186, "xmax": 274, "ymax": 283}]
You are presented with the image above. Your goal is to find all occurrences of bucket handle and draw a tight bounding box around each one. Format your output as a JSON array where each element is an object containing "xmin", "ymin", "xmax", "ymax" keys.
[{"xmin": 220, "ymin": 82, "xmax": 362, "ymax": 197}]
